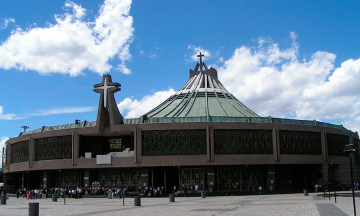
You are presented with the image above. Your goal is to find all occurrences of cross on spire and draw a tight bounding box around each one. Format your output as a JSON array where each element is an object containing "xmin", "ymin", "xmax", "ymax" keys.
[
  {"xmin": 93, "ymin": 74, "xmax": 124, "ymax": 127},
  {"xmin": 94, "ymin": 75, "xmax": 121, "ymax": 108},
  {"xmin": 197, "ymin": 52, "xmax": 204, "ymax": 71}
]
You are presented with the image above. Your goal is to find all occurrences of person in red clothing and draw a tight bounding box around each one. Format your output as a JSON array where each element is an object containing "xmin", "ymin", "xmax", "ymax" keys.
[{"xmin": 26, "ymin": 190, "xmax": 31, "ymax": 200}]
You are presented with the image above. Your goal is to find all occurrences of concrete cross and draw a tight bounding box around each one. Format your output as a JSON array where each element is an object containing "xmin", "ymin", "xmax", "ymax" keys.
[
  {"xmin": 94, "ymin": 75, "xmax": 117, "ymax": 108},
  {"xmin": 197, "ymin": 52, "xmax": 204, "ymax": 71}
]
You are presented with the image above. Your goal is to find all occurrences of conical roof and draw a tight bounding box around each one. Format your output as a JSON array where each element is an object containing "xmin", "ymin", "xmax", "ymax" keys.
[{"xmin": 144, "ymin": 53, "xmax": 259, "ymax": 119}]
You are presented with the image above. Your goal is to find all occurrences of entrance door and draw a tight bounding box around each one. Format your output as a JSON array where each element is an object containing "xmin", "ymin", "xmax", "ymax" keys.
[
  {"xmin": 151, "ymin": 167, "xmax": 165, "ymax": 189},
  {"xmin": 165, "ymin": 167, "xmax": 179, "ymax": 194}
]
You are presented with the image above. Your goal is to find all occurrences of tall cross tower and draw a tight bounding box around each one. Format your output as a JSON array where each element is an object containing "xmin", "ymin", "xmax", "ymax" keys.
[
  {"xmin": 197, "ymin": 52, "xmax": 204, "ymax": 71},
  {"xmin": 93, "ymin": 74, "xmax": 124, "ymax": 130}
]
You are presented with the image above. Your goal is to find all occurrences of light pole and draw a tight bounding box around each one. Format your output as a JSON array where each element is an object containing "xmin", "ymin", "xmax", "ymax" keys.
[
  {"xmin": 323, "ymin": 172, "xmax": 325, "ymax": 198},
  {"xmin": 21, "ymin": 126, "xmax": 30, "ymax": 132},
  {"xmin": 344, "ymin": 144, "xmax": 356, "ymax": 216},
  {"xmin": 331, "ymin": 161, "xmax": 337, "ymax": 203},
  {"xmin": 327, "ymin": 164, "xmax": 330, "ymax": 200}
]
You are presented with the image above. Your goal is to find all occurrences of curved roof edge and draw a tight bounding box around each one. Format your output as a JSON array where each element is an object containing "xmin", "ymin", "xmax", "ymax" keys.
[{"xmin": 18, "ymin": 117, "xmax": 348, "ymax": 137}]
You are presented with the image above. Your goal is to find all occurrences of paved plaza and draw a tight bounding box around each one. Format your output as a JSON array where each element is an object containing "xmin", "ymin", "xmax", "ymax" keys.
[{"xmin": 0, "ymin": 192, "xmax": 359, "ymax": 216}]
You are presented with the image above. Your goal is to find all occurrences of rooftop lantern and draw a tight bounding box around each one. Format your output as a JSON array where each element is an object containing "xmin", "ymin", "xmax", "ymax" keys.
[{"xmin": 21, "ymin": 126, "xmax": 30, "ymax": 132}]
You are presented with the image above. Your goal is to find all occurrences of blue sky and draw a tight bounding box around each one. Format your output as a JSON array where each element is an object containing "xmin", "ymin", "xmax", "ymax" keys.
[{"xmin": 1, "ymin": 0, "xmax": 360, "ymax": 155}]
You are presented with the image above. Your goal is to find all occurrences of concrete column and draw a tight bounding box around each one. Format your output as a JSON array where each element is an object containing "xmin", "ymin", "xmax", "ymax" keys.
[
  {"xmin": 6, "ymin": 142, "xmax": 12, "ymax": 170},
  {"xmin": 206, "ymin": 126, "xmax": 210, "ymax": 162},
  {"xmin": 349, "ymin": 134, "xmax": 354, "ymax": 144},
  {"xmin": 321, "ymin": 130, "xmax": 328, "ymax": 162},
  {"xmin": 29, "ymin": 137, "xmax": 34, "ymax": 168},
  {"xmin": 210, "ymin": 126, "xmax": 214, "ymax": 162},
  {"xmin": 72, "ymin": 132, "xmax": 79, "ymax": 165},
  {"xmin": 135, "ymin": 127, "xmax": 142, "ymax": 163},
  {"xmin": 272, "ymin": 127, "xmax": 280, "ymax": 161}
]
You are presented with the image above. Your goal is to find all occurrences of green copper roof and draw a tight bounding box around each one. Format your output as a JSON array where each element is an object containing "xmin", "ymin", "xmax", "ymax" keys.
[{"xmin": 144, "ymin": 59, "xmax": 259, "ymax": 119}]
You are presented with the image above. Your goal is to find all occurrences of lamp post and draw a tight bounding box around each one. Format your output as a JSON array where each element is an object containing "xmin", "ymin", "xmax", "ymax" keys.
[
  {"xmin": 322, "ymin": 172, "xmax": 325, "ymax": 198},
  {"xmin": 21, "ymin": 126, "xmax": 30, "ymax": 132},
  {"xmin": 327, "ymin": 164, "xmax": 330, "ymax": 200},
  {"xmin": 331, "ymin": 161, "xmax": 337, "ymax": 203},
  {"xmin": 344, "ymin": 144, "xmax": 356, "ymax": 216}
]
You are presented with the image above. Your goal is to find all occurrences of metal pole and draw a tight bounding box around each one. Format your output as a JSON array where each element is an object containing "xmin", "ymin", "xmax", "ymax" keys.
[
  {"xmin": 332, "ymin": 163, "xmax": 336, "ymax": 203},
  {"xmin": 323, "ymin": 172, "xmax": 325, "ymax": 198},
  {"xmin": 328, "ymin": 165, "xmax": 330, "ymax": 200},
  {"xmin": 350, "ymin": 155, "xmax": 356, "ymax": 216},
  {"xmin": 123, "ymin": 189, "xmax": 125, "ymax": 206}
]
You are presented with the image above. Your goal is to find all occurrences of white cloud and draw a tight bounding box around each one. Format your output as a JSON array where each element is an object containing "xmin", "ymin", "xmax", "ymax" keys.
[
  {"xmin": 0, "ymin": 106, "xmax": 15, "ymax": 120},
  {"xmin": 113, "ymin": 32, "xmax": 359, "ymax": 133},
  {"xmin": 217, "ymin": 32, "xmax": 360, "ymax": 132},
  {"xmin": 186, "ymin": 45, "xmax": 211, "ymax": 62},
  {"xmin": 116, "ymin": 63, "xmax": 131, "ymax": 75},
  {"xmin": 0, "ymin": 0, "xmax": 134, "ymax": 76},
  {"xmin": 343, "ymin": 116, "xmax": 360, "ymax": 133},
  {"xmin": 149, "ymin": 54, "xmax": 158, "ymax": 59},
  {"xmin": 28, "ymin": 106, "xmax": 96, "ymax": 116},
  {"xmin": 0, "ymin": 17, "xmax": 15, "ymax": 29},
  {"xmin": 118, "ymin": 88, "xmax": 176, "ymax": 118},
  {"xmin": 65, "ymin": 1, "xmax": 86, "ymax": 19}
]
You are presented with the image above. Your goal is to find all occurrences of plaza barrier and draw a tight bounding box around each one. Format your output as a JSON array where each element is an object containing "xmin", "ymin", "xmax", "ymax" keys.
[
  {"xmin": 169, "ymin": 194, "xmax": 175, "ymax": 202},
  {"xmin": 29, "ymin": 203, "xmax": 39, "ymax": 216},
  {"xmin": 134, "ymin": 196, "xmax": 141, "ymax": 206},
  {"xmin": 1, "ymin": 195, "xmax": 6, "ymax": 205},
  {"xmin": 52, "ymin": 194, "xmax": 57, "ymax": 202},
  {"xmin": 201, "ymin": 191, "xmax": 205, "ymax": 198},
  {"xmin": 304, "ymin": 189, "xmax": 308, "ymax": 196}
]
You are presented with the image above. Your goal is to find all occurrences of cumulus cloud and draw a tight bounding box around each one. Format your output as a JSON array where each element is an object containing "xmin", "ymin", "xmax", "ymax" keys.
[
  {"xmin": 118, "ymin": 88, "xmax": 176, "ymax": 118},
  {"xmin": 186, "ymin": 45, "xmax": 211, "ymax": 62},
  {"xmin": 115, "ymin": 32, "xmax": 359, "ymax": 133},
  {"xmin": 343, "ymin": 116, "xmax": 360, "ymax": 133},
  {"xmin": 0, "ymin": 17, "xmax": 15, "ymax": 29},
  {"xmin": 217, "ymin": 32, "xmax": 360, "ymax": 132},
  {"xmin": 0, "ymin": 0, "xmax": 134, "ymax": 76},
  {"xmin": 149, "ymin": 54, "xmax": 158, "ymax": 59},
  {"xmin": 0, "ymin": 106, "xmax": 15, "ymax": 120}
]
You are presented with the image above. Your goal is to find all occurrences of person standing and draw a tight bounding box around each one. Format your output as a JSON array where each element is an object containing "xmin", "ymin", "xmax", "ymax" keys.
[
  {"xmin": 154, "ymin": 187, "xmax": 157, "ymax": 197},
  {"xmin": 194, "ymin": 184, "xmax": 198, "ymax": 194},
  {"xmin": 184, "ymin": 186, "xmax": 188, "ymax": 197},
  {"xmin": 259, "ymin": 185, "xmax": 263, "ymax": 194}
]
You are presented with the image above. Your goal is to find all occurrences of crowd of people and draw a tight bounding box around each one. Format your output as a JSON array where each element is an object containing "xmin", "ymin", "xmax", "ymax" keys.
[
  {"xmin": 17, "ymin": 187, "xmax": 85, "ymax": 200},
  {"xmin": 11, "ymin": 183, "xmax": 206, "ymax": 200},
  {"xmin": 314, "ymin": 182, "xmax": 360, "ymax": 192},
  {"xmin": 13, "ymin": 185, "xmax": 167, "ymax": 200}
]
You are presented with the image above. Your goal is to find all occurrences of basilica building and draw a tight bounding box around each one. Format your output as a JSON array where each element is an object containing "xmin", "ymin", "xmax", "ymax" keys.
[{"xmin": 3, "ymin": 53, "xmax": 359, "ymax": 194}]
